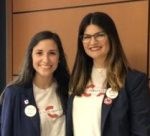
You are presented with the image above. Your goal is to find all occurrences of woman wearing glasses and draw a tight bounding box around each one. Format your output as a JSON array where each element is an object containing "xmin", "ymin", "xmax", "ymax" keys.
[{"xmin": 66, "ymin": 12, "xmax": 150, "ymax": 136}]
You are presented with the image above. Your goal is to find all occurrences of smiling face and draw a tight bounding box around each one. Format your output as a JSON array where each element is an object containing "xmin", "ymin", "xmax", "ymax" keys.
[
  {"xmin": 32, "ymin": 39, "xmax": 59, "ymax": 79},
  {"xmin": 82, "ymin": 24, "xmax": 110, "ymax": 67}
]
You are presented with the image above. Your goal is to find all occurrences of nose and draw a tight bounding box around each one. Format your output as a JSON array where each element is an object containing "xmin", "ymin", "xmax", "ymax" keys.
[
  {"xmin": 89, "ymin": 36, "xmax": 97, "ymax": 44},
  {"xmin": 43, "ymin": 54, "xmax": 49, "ymax": 63}
]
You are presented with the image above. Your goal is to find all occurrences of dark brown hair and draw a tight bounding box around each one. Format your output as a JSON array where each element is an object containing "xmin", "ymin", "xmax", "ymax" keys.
[
  {"xmin": 10, "ymin": 31, "xmax": 70, "ymax": 112},
  {"xmin": 70, "ymin": 12, "xmax": 128, "ymax": 96}
]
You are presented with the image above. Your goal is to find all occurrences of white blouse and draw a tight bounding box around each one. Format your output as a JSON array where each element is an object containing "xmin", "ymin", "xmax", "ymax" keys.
[
  {"xmin": 73, "ymin": 67, "xmax": 107, "ymax": 136},
  {"xmin": 33, "ymin": 82, "xmax": 65, "ymax": 136}
]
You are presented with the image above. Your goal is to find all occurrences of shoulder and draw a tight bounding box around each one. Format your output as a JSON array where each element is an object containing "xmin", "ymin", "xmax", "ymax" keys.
[
  {"xmin": 126, "ymin": 68, "xmax": 147, "ymax": 83},
  {"xmin": 125, "ymin": 68, "xmax": 148, "ymax": 91},
  {"xmin": 3, "ymin": 84, "xmax": 30, "ymax": 98}
]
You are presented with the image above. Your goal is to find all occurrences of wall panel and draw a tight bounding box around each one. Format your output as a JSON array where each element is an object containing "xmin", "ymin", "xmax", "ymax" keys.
[
  {"xmin": 13, "ymin": 0, "xmax": 133, "ymax": 12},
  {"xmin": 13, "ymin": 1, "xmax": 148, "ymax": 76}
]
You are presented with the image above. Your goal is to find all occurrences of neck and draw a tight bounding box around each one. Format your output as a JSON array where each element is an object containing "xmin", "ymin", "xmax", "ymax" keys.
[
  {"xmin": 33, "ymin": 74, "xmax": 54, "ymax": 89},
  {"xmin": 93, "ymin": 58, "xmax": 106, "ymax": 68}
]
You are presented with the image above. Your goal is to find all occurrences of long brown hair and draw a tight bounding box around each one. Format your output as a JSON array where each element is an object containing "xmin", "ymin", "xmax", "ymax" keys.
[
  {"xmin": 8, "ymin": 31, "xmax": 70, "ymax": 112},
  {"xmin": 69, "ymin": 12, "xmax": 128, "ymax": 96}
]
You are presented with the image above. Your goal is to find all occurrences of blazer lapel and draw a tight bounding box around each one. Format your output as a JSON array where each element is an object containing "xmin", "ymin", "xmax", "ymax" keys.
[
  {"xmin": 66, "ymin": 95, "xmax": 74, "ymax": 136},
  {"xmin": 101, "ymin": 94, "xmax": 115, "ymax": 132},
  {"xmin": 23, "ymin": 87, "xmax": 40, "ymax": 135}
]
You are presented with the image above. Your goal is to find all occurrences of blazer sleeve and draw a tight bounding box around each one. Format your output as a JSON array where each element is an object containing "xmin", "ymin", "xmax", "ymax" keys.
[
  {"xmin": 1, "ymin": 87, "xmax": 15, "ymax": 136},
  {"xmin": 126, "ymin": 71, "xmax": 150, "ymax": 136}
]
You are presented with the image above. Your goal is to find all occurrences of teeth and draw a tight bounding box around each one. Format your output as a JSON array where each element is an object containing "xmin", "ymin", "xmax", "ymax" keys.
[
  {"xmin": 89, "ymin": 46, "xmax": 101, "ymax": 51},
  {"xmin": 41, "ymin": 65, "xmax": 52, "ymax": 69}
]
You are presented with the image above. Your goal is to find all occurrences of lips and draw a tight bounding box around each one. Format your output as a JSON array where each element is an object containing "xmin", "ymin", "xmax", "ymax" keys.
[
  {"xmin": 89, "ymin": 46, "xmax": 102, "ymax": 51},
  {"xmin": 40, "ymin": 65, "xmax": 52, "ymax": 69}
]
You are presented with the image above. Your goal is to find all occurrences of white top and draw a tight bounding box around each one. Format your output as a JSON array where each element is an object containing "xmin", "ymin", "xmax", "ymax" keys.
[
  {"xmin": 73, "ymin": 67, "xmax": 107, "ymax": 136},
  {"xmin": 33, "ymin": 82, "xmax": 65, "ymax": 136}
]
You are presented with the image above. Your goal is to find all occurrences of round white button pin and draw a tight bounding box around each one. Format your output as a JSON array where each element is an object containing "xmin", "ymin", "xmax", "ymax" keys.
[
  {"xmin": 24, "ymin": 105, "xmax": 37, "ymax": 117},
  {"xmin": 106, "ymin": 88, "xmax": 118, "ymax": 99}
]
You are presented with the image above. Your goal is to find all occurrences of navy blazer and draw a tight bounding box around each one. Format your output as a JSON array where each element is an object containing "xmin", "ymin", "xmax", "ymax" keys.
[
  {"xmin": 1, "ymin": 85, "xmax": 41, "ymax": 136},
  {"xmin": 66, "ymin": 70, "xmax": 150, "ymax": 136}
]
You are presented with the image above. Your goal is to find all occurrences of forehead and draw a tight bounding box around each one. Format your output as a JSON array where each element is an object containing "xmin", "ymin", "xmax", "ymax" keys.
[
  {"xmin": 84, "ymin": 24, "xmax": 103, "ymax": 34},
  {"xmin": 33, "ymin": 39, "xmax": 58, "ymax": 51}
]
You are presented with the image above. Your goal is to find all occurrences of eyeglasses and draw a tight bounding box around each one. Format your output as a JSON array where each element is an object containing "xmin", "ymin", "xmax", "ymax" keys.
[{"xmin": 80, "ymin": 31, "xmax": 106, "ymax": 44}]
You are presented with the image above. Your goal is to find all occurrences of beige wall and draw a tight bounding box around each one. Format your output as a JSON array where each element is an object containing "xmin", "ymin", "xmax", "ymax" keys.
[{"xmin": 7, "ymin": 0, "xmax": 149, "ymax": 84}]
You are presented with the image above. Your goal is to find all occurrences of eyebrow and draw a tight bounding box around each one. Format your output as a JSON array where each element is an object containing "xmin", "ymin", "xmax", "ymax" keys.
[
  {"xmin": 34, "ymin": 49, "xmax": 57, "ymax": 51},
  {"xmin": 84, "ymin": 31, "xmax": 105, "ymax": 35},
  {"xmin": 33, "ymin": 49, "xmax": 58, "ymax": 53}
]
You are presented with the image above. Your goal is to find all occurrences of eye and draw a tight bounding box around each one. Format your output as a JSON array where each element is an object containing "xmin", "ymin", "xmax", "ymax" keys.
[
  {"xmin": 96, "ymin": 32, "xmax": 106, "ymax": 38},
  {"xmin": 35, "ymin": 51, "xmax": 43, "ymax": 56},
  {"xmin": 83, "ymin": 35, "xmax": 91, "ymax": 39},
  {"xmin": 48, "ymin": 51, "xmax": 57, "ymax": 56}
]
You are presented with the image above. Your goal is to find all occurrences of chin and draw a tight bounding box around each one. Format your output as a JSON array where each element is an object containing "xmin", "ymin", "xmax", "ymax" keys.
[
  {"xmin": 39, "ymin": 72, "xmax": 52, "ymax": 77},
  {"xmin": 90, "ymin": 55, "xmax": 101, "ymax": 59}
]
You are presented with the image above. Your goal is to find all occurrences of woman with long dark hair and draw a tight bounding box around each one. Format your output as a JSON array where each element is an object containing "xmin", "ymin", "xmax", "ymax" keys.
[
  {"xmin": 1, "ymin": 31, "xmax": 70, "ymax": 136},
  {"xmin": 66, "ymin": 12, "xmax": 150, "ymax": 136}
]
